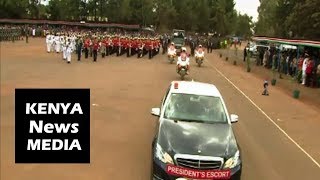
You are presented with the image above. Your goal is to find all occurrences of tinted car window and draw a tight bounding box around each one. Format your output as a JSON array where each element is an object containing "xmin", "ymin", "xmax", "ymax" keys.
[{"xmin": 163, "ymin": 93, "xmax": 228, "ymax": 123}]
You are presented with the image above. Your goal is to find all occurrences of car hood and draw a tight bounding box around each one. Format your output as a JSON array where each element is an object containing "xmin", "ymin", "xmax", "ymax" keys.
[{"xmin": 157, "ymin": 119, "xmax": 238, "ymax": 158}]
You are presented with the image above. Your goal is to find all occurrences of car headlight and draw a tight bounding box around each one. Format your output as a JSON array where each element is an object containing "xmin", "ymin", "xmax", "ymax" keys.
[
  {"xmin": 155, "ymin": 143, "xmax": 174, "ymax": 164},
  {"xmin": 223, "ymin": 150, "xmax": 240, "ymax": 169}
]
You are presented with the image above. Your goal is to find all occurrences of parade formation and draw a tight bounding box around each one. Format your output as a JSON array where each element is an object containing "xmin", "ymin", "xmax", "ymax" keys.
[
  {"xmin": 45, "ymin": 31, "xmax": 162, "ymax": 63},
  {"xmin": 42, "ymin": 29, "xmax": 213, "ymax": 80}
]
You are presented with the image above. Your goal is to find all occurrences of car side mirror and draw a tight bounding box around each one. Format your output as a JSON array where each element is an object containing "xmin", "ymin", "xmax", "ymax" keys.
[
  {"xmin": 230, "ymin": 114, "xmax": 239, "ymax": 123},
  {"xmin": 151, "ymin": 108, "xmax": 160, "ymax": 117}
]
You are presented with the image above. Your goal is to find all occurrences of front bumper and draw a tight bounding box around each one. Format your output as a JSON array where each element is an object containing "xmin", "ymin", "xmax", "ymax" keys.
[{"xmin": 152, "ymin": 157, "xmax": 242, "ymax": 180}]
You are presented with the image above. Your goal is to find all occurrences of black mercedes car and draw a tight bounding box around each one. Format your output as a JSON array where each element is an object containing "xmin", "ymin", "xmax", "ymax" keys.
[{"xmin": 150, "ymin": 81, "xmax": 242, "ymax": 180}]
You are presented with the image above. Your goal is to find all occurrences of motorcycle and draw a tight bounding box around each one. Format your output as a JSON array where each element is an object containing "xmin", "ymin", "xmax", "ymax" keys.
[
  {"xmin": 195, "ymin": 55, "xmax": 204, "ymax": 67},
  {"xmin": 177, "ymin": 61, "xmax": 188, "ymax": 80},
  {"xmin": 168, "ymin": 54, "xmax": 175, "ymax": 64}
]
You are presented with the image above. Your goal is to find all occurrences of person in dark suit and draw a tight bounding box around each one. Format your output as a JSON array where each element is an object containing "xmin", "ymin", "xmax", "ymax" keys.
[{"xmin": 243, "ymin": 46, "xmax": 248, "ymax": 62}]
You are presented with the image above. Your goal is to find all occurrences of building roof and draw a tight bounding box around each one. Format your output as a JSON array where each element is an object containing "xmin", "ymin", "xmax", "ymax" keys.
[
  {"xmin": 252, "ymin": 36, "xmax": 320, "ymax": 48},
  {"xmin": 0, "ymin": 18, "xmax": 140, "ymax": 29}
]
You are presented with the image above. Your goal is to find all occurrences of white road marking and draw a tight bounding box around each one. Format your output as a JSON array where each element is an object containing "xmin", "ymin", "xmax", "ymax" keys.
[{"xmin": 207, "ymin": 61, "xmax": 320, "ymax": 169}]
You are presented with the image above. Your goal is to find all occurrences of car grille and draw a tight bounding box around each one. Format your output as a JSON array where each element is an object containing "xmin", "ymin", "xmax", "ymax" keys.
[{"xmin": 175, "ymin": 154, "xmax": 223, "ymax": 170}]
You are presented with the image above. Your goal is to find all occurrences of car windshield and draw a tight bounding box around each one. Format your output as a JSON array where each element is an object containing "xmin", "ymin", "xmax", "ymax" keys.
[
  {"xmin": 173, "ymin": 38, "xmax": 184, "ymax": 45},
  {"xmin": 163, "ymin": 93, "xmax": 228, "ymax": 123}
]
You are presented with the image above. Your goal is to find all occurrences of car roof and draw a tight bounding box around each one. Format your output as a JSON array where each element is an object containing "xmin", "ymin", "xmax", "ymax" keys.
[{"xmin": 169, "ymin": 81, "xmax": 222, "ymax": 97}]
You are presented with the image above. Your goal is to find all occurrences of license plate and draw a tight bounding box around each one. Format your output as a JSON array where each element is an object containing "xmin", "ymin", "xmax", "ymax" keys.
[{"xmin": 167, "ymin": 164, "xmax": 231, "ymax": 179}]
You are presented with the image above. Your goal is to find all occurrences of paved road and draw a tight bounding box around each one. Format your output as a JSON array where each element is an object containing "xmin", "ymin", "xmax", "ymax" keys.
[{"xmin": 1, "ymin": 39, "xmax": 320, "ymax": 180}]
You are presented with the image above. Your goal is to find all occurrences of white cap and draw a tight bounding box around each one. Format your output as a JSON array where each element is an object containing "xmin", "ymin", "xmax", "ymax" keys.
[{"xmin": 182, "ymin": 47, "xmax": 187, "ymax": 51}]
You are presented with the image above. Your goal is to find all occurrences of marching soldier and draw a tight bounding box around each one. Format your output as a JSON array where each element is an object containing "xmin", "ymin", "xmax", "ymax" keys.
[
  {"xmin": 112, "ymin": 35, "xmax": 118, "ymax": 55},
  {"xmin": 89, "ymin": 36, "xmax": 93, "ymax": 57},
  {"xmin": 66, "ymin": 39, "xmax": 73, "ymax": 64},
  {"xmin": 137, "ymin": 37, "xmax": 144, "ymax": 58},
  {"xmin": 116, "ymin": 36, "xmax": 122, "ymax": 56},
  {"xmin": 92, "ymin": 38, "xmax": 100, "ymax": 62},
  {"xmin": 106, "ymin": 35, "xmax": 112, "ymax": 56},
  {"xmin": 126, "ymin": 36, "xmax": 131, "ymax": 57},
  {"xmin": 155, "ymin": 38, "xmax": 161, "ymax": 56},
  {"xmin": 61, "ymin": 35, "xmax": 67, "ymax": 60},
  {"xmin": 100, "ymin": 37, "xmax": 106, "ymax": 58},
  {"xmin": 76, "ymin": 36, "xmax": 83, "ymax": 61},
  {"xmin": 84, "ymin": 37, "xmax": 90, "ymax": 59},
  {"xmin": 46, "ymin": 32, "xmax": 52, "ymax": 53},
  {"xmin": 146, "ymin": 38, "xmax": 153, "ymax": 59},
  {"xmin": 25, "ymin": 27, "xmax": 29, "ymax": 43},
  {"xmin": 54, "ymin": 33, "xmax": 61, "ymax": 53}
]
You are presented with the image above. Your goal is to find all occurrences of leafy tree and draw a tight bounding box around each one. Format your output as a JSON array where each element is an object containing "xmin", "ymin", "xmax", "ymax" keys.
[
  {"xmin": 255, "ymin": 0, "xmax": 278, "ymax": 36},
  {"xmin": 286, "ymin": 0, "xmax": 320, "ymax": 39},
  {"xmin": 0, "ymin": 0, "xmax": 29, "ymax": 18},
  {"xmin": 255, "ymin": 0, "xmax": 319, "ymax": 39},
  {"xmin": 0, "ymin": 0, "xmax": 257, "ymax": 38},
  {"xmin": 235, "ymin": 13, "xmax": 253, "ymax": 38}
]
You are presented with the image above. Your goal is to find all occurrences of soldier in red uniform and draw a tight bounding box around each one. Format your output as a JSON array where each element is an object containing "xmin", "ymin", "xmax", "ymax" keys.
[
  {"xmin": 131, "ymin": 37, "xmax": 138, "ymax": 56},
  {"xmin": 125, "ymin": 37, "xmax": 131, "ymax": 57},
  {"xmin": 156, "ymin": 38, "xmax": 161, "ymax": 55},
  {"xmin": 100, "ymin": 37, "xmax": 107, "ymax": 58},
  {"xmin": 120, "ymin": 36, "xmax": 126, "ymax": 56},
  {"xmin": 151, "ymin": 38, "xmax": 158, "ymax": 58},
  {"xmin": 144, "ymin": 38, "xmax": 153, "ymax": 59},
  {"xmin": 106, "ymin": 35, "xmax": 112, "ymax": 56},
  {"xmin": 92, "ymin": 38, "xmax": 100, "ymax": 62},
  {"xmin": 112, "ymin": 36, "xmax": 118, "ymax": 56},
  {"xmin": 137, "ymin": 37, "xmax": 144, "ymax": 58},
  {"xmin": 84, "ymin": 37, "xmax": 90, "ymax": 59}
]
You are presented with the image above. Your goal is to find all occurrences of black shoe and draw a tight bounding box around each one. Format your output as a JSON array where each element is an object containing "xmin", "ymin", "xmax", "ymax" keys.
[{"xmin": 67, "ymin": 61, "xmax": 70, "ymax": 64}]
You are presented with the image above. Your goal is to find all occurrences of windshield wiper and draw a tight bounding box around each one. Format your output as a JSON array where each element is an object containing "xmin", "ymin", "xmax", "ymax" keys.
[
  {"xmin": 167, "ymin": 117, "xmax": 189, "ymax": 122},
  {"xmin": 168, "ymin": 118, "xmax": 207, "ymax": 123}
]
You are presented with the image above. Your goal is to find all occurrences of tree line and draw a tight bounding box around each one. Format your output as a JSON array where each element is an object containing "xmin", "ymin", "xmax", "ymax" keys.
[
  {"xmin": 0, "ymin": 0, "xmax": 253, "ymax": 37},
  {"xmin": 255, "ymin": 0, "xmax": 320, "ymax": 40}
]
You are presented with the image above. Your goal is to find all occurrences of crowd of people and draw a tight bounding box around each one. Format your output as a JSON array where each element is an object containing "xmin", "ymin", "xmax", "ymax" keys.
[
  {"xmin": 246, "ymin": 44, "xmax": 320, "ymax": 88},
  {"xmin": 0, "ymin": 25, "xmax": 24, "ymax": 42},
  {"xmin": 3, "ymin": 23, "xmax": 318, "ymax": 88}
]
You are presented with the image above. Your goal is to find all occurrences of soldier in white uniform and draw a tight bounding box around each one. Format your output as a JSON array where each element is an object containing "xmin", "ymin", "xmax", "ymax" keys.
[
  {"xmin": 46, "ymin": 32, "xmax": 52, "ymax": 53},
  {"xmin": 66, "ymin": 40, "xmax": 73, "ymax": 64},
  {"xmin": 50, "ymin": 34, "xmax": 55, "ymax": 53},
  {"xmin": 61, "ymin": 36, "xmax": 67, "ymax": 60},
  {"xmin": 71, "ymin": 34, "xmax": 77, "ymax": 53},
  {"xmin": 54, "ymin": 33, "xmax": 61, "ymax": 53}
]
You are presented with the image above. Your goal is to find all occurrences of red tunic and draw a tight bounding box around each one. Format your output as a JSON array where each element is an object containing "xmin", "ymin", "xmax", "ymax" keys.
[
  {"xmin": 93, "ymin": 42, "xmax": 99, "ymax": 50},
  {"xmin": 84, "ymin": 39, "xmax": 90, "ymax": 48},
  {"xmin": 101, "ymin": 40, "xmax": 107, "ymax": 47},
  {"xmin": 131, "ymin": 40, "xmax": 138, "ymax": 49},
  {"xmin": 112, "ymin": 38, "xmax": 118, "ymax": 46},
  {"xmin": 144, "ymin": 41, "xmax": 152, "ymax": 50}
]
